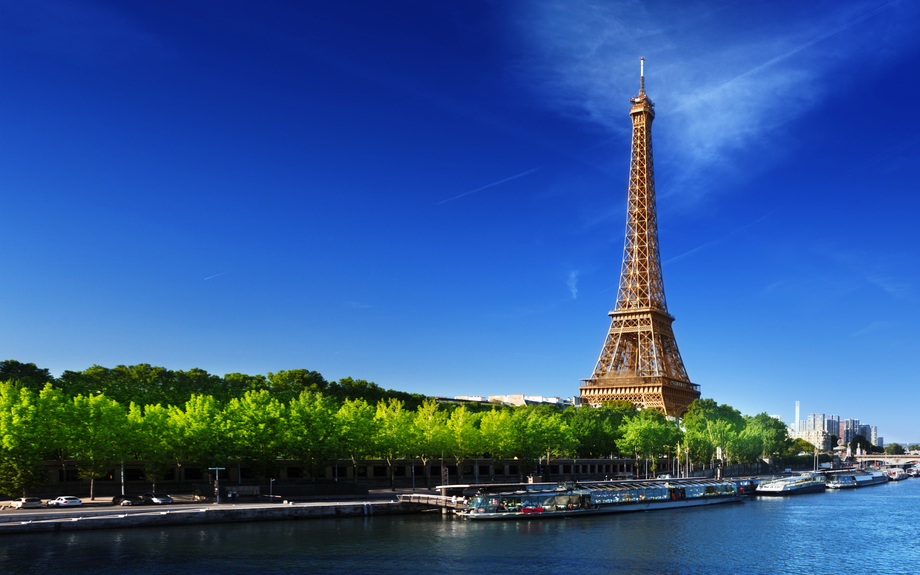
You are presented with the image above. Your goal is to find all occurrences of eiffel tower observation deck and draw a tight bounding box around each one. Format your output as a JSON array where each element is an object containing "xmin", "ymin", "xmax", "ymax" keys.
[{"xmin": 579, "ymin": 58, "xmax": 700, "ymax": 417}]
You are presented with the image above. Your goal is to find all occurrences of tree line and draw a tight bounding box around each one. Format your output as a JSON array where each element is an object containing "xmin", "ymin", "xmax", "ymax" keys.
[
  {"xmin": 1, "ymin": 360, "xmax": 794, "ymax": 499},
  {"xmin": 0, "ymin": 359, "xmax": 425, "ymax": 409}
]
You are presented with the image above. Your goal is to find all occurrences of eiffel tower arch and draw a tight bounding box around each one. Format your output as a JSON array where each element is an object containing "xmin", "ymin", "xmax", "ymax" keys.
[{"xmin": 579, "ymin": 58, "xmax": 700, "ymax": 417}]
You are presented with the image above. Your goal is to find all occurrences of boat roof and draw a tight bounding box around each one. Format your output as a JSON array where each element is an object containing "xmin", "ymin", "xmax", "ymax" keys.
[{"xmin": 459, "ymin": 478, "xmax": 737, "ymax": 496}]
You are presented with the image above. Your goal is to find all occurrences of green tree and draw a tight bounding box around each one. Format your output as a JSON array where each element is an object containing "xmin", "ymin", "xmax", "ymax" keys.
[
  {"xmin": 907, "ymin": 444, "xmax": 920, "ymax": 452},
  {"xmin": 69, "ymin": 394, "xmax": 129, "ymax": 500},
  {"xmin": 506, "ymin": 408, "xmax": 543, "ymax": 479},
  {"xmin": 479, "ymin": 409, "xmax": 515, "ymax": 482},
  {"xmin": 174, "ymin": 394, "xmax": 230, "ymax": 487},
  {"xmin": 564, "ymin": 406, "xmax": 623, "ymax": 458},
  {"xmin": 223, "ymin": 390, "xmax": 287, "ymax": 479},
  {"xmin": 446, "ymin": 406, "xmax": 481, "ymax": 482},
  {"xmin": 374, "ymin": 399, "xmax": 414, "ymax": 489},
  {"xmin": 0, "ymin": 383, "xmax": 52, "ymax": 496},
  {"xmin": 887, "ymin": 443, "xmax": 906, "ymax": 455},
  {"xmin": 0, "ymin": 361, "xmax": 54, "ymax": 391},
  {"xmin": 222, "ymin": 372, "xmax": 270, "ymax": 398},
  {"xmin": 789, "ymin": 438, "xmax": 816, "ymax": 454},
  {"xmin": 336, "ymin": 399, "xmax": 376, "ymax": 482},
  {"xmin": 129, "ymin": 403, "xmax": 173, "ymax": 491},
  {"xmin": 36, "ymin": 386, "xmax": 76, "ymax": 492},
  {"xmin": 683, "ymin": 399, "xmax": 744, "ymax": 467},
  {"xmin": 744, "ymin": 413, "xmax": 790, "ymax": 459},
  {"xmin": 849, "ymin": 434, "xmax": 872, "ymax": 454},
  {"xmin": 266, "ymin": 369, "xmax": 328, "ymax": 403},
  {"xmin": 525, "ymin": 407, "xmax": 577, "ymax": 480},
  {"xmin": 411, "ymin": 399, "xmax": 449, "ymax": 487},
  {"xmin": 617, "ymin": 410, "xmax": 674, "ymax": 478},
  {"xmin": 287, "ymin": 391, "xmax": 339, "ymax": 480}
]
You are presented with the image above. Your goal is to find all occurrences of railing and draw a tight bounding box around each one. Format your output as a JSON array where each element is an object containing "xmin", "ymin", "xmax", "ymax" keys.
[{"xmin": 397, "ymin": 494, "xmax": 465, "ymax": 509}]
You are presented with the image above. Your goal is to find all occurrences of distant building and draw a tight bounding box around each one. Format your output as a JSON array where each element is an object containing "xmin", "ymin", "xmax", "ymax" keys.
[
  {"xmin": 487, "ymin": 394, "xmax": 573, "ymax": 408},
  {"xmin": 877, "ymin": 437, "xmax": 884, "ymax": 448},
  {"xmin": 453, "ymin": 395, "xmax": 488, "ymax": 402},
  {"xmin": 769, "ymin": 414, "xmax": 782, "ymax": 422},
  {"xmin": 841, "ymin": 419, "xmax": 860, "ymax": 444},
  {"xmin": 789, "ymin": 428, "xmax": 831, "ymax": 451},
  {"xmin": 825, "ymin": 415, "xmax": 839, "ymax": 437},
  {"xmin": 806, "ymin": 414, "xmax": 825, "ymax": 433},
  {"xmin": 870, "ymin": 426, "xmax": 878, "ymax": 445}
]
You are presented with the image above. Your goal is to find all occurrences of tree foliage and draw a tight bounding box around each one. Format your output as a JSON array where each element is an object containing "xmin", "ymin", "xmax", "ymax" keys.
[{"xmin": 2, "ymin": 366, "xmax": 790, "ymax": 495}]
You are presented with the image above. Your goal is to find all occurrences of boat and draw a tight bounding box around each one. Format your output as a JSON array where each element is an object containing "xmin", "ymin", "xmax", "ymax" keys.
[
  {"xmin": 826, "ymin": 475, "xmax": 857, "ymax": 489},
  {"xmin": 732, "ymin": 478, "xmax": 760, "ymax": 496},
  {"xmin": 885, "ymin": 469, "xmax": 909, "ymax": 481},
  {"xmin": 853, "ymin": 470, "xmax": 889, "ymax": 486},
  {"xmin": 755, "ymin": 472, "xmax": 825, "ymax": 495},
  {"xmin": 456, "ymin": 479, "xmax": 742, "ymax": 520},
  {"xmin": 826, "ymin": 469, "xmax": 888, "ymax": 489}
]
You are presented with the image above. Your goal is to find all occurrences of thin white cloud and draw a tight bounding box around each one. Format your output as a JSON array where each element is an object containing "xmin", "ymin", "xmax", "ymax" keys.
[
  {"xmin": 513, "ymin": 0, "xmax": 919, "ymax": 200},
  {"xmin": 437, "ymin": 167, "xmax": 541, "ymax": 205},
  {"xmin": 663, "ymin": 208, "xmax": 779, "ymax": 265},
  {"xmin": 204, "ymin": 272, "xmax": 229, "ymax": 281},
  {"xmin": 850, "ymin": 321, "xmax": 894, "ymax": 338},
  {"xmin": 567, "ymin": 270, "xmax": 579, "ymax": 299}
]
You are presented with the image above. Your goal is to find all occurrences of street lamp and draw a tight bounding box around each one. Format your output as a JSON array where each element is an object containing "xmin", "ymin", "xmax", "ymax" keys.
[
  {"xmin": 209, "ymin": 467, "xmax": 226, "ymax": 504},
  {"xmin": 270, "ymin": 478, "xmax": 275, "ymax": 501}
]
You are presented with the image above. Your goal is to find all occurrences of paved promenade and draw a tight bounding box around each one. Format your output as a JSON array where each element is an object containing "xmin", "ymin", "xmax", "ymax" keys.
[{"xmin": 0, "ymin": 488, "xmax": 434, "ymax": 535}]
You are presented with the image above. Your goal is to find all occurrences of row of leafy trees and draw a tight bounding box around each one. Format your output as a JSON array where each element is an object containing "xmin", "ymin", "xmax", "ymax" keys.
[
  {"xmin": 0, "ymin": 360, "xmax": 425, "ymax": 410},
  {"xmin": 1, "ymin": 376, "xmax": 795, "ymax": 499}
]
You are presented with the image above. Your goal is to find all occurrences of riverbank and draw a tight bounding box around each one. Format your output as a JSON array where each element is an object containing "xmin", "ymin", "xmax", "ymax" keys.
[{"xmin": 0, "ymin": 489, "xmax": 431, "ymax": 535}]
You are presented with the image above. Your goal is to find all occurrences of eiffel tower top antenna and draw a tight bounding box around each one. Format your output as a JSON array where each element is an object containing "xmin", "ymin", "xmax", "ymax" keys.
[{"xmin": 639, "ymin": 57, "xmax": 645, "ymax": 94}]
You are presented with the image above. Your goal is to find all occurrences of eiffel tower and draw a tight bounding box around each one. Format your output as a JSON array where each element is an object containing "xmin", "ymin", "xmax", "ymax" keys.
[{"xmin": 579, "ymin": 58, "xmax": 700, "ymax": 417}]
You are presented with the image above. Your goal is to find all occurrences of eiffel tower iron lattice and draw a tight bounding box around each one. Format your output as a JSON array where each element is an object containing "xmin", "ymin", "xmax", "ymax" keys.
[{"xmin": 579, "ymin": 58, "xmax": 700, "ymax": 417}]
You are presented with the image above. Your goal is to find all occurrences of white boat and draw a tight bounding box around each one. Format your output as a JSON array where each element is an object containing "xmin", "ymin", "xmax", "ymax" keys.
[
  {"xmin": 756, "ymin": 473, "xmax": 825, "ymax": 495},
  {"xmin": 853, "ymin": 470, "xmax": 889, "ymax": 486},
  {"xmin": 457, "ymin": 479, "xmax": 742, "ymax": 520},
  {"xmin": 827, "ymin": 470, "xmax": 887, "ymax": 489},
  {"xmin": 885, "ymin": 469, "xmax": 909, "ymax": 481}
]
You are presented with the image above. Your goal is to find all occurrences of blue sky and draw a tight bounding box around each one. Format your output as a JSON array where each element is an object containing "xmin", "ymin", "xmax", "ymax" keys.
[{"xmin": 2, "ymin": 1, "xmax": 919, "ymax": 442}]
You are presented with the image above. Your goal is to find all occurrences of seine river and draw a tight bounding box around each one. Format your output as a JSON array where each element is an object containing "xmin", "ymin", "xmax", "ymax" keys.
[{"xmin": 2, "ymin": 479, "xmax": 918, "ymax": 575}]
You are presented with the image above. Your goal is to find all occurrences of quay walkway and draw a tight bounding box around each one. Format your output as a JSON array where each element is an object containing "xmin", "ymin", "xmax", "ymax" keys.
[{"xmin": 0, "ymin": 489, "xmax": 436, "ymax": 535}]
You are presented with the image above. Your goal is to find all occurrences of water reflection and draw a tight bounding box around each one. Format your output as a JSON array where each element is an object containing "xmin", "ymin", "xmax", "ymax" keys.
[{"xmin": 2, "ymin": 481, "xmax": 919, "ymax": 574}]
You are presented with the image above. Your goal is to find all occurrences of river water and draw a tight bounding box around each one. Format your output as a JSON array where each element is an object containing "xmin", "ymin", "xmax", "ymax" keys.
[{"xmin": 2, "ymin": 479, "xmax": 918, "ymax": 575}]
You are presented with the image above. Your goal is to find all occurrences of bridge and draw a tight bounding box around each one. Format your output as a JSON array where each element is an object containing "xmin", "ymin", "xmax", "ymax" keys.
[{"xmin": 852, "ymin": 454, "xmax": 919, "ymax": 467}]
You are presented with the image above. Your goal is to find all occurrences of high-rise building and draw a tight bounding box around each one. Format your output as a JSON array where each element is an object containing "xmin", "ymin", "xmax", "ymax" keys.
[
  {"xmin": 842, "ymin": 419, "xmax": 860, "ymax": 444},
  {"xmin": 806, "ymin": 414, "xmax": 825, "ymax": 433},
  {"xmin": 769, "ymin": 414, "xmax": 783, "ymax": 422},
  {"xmin": 579, "ymin": 59, "xmax": 700, "ymax": 416},
  {"xmin": 870, "ymin": 426, "xmax": 878, "ymax": 445},
  {"xmin": 858, "ymin": 424, "xmax": 871, "ymax": 440},
  {"xmin": 825, "ymin": 415, "xmax": 840, "ymax": 437}
]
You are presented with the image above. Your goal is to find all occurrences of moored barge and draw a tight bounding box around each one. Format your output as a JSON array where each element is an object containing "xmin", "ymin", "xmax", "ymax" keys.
[
  {"xmin": 456, "ymin": 479, "xmax": 742, "ymax": 520},
  {"xmin": 756, "ymin": 472, "xmax": 825, "ymax": 495}
]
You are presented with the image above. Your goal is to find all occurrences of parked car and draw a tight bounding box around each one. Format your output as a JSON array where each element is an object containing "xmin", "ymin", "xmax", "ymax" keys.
[
  {"xmin": 13, "ymin": 497, "xmax": 43, "ymax": 509},
  {"xmin": 112, "ymin": 495, "xmax": 146, "ymax": 506},
  {"xmin": 142, "ymin": 492, "xmax": 174, "ymax": 505},
  {"xmin": 46, "ymin": 496, "xmax": 82, "ymax": 507}
]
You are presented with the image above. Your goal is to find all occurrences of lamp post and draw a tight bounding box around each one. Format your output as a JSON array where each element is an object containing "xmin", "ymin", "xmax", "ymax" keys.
[
  {"xmin": 209, "ymin": 467, "xmax": 226, "ymax": 504},
  {"xmin": 270, "ymin": 478, "xmax": 275, "ymax": 501}
]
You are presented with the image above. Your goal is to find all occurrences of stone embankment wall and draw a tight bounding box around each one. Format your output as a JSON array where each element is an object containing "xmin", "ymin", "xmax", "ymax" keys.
[{"xmin": 0, "ymin": 501, "xmax": 425, "ymax": 535}]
